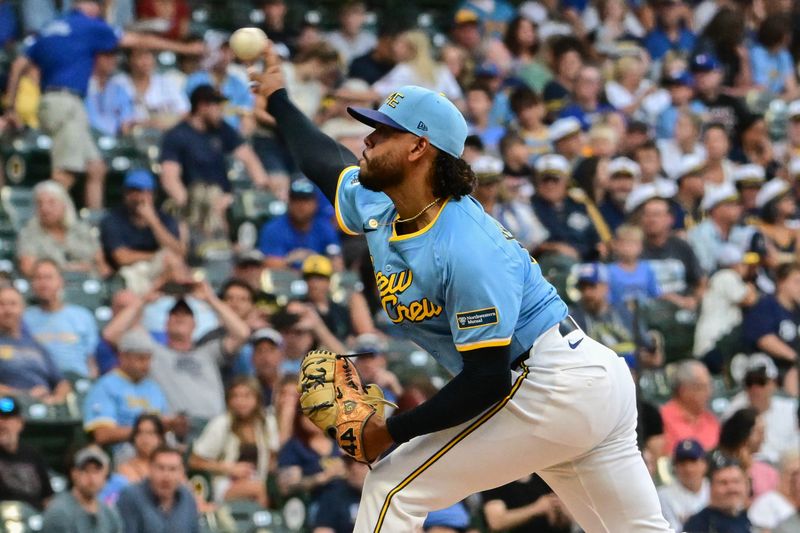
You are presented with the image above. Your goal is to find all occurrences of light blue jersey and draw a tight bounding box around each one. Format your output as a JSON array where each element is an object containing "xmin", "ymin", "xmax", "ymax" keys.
[
  {"xmin": 335, "ymin": 166, "xmax": 567, "ymax": 374},
  {"xmin": 23, "ymin": 304, "xmax": 99, "ymax": 377},
  {"xmin": 83, "ymin": 369, "xmax": 168, "ymax": 432}
]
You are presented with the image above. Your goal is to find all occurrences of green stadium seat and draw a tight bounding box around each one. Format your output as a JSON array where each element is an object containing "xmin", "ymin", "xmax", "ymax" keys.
[{"xmin": 639, "ymin": 299, "xmax": 697, "ymax": 364}]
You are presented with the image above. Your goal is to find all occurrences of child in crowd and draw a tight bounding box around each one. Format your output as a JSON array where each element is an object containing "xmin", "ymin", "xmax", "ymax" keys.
[
  {"xmin": 509, "ymin": 86, "xmax": 550, "ymax": 163},
  {"xmin": 608, "ymin": 224, "xmax": 662, "ymax": 307}
]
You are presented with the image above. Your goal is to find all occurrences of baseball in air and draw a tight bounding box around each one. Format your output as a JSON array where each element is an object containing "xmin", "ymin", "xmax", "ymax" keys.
[{"xmin": 230, "ymin": 27, "xmax": 268, "ymax": 62}]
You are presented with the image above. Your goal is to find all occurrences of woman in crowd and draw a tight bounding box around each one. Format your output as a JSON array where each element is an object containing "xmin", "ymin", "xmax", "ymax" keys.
[
  {"xmin": 757, "ymin": 180, "xmax": 800, "ymax": 264},
  {"xmin": 373, "ymin": 30, "xmax": 463, "ymax": 105},
  {"xmin": 16, "ymin": 180, "xmax": 110, "ymax": 278},
  {"xmin": 189, "ymin": 377, "xmax": 279, "ymax": 506},
  {"xmin": 501, "ymin": 16, "xmax": 550, "ymax": 91},
  {"xmin": 717, "ymin": 407, "xmax": 778, "ymax": 498},
  {"xmin": 100, "ymin": 414, "xmax": 166, "ymax": 505}
]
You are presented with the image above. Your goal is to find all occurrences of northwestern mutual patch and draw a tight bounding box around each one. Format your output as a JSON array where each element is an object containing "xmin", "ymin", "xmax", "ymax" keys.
[{"xmin": 456, "ymin": 307, "xmax": 499, "ymax": 330}]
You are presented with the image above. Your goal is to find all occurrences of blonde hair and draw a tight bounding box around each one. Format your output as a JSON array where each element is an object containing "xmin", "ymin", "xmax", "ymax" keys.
[
  {"xmin": 32, "ymin": 180, "xmax": 77, "ymax": 230},
  {"xmin": 402, "ymin": 30, "xmax": 437, "ymax": 85},
  {"xmin": 615, "ymin": 223, "xmax": 643, "ymax": 242},
  {"xmin": 614, "ymin": 56, "xmax": 642, "ymax": 82}
]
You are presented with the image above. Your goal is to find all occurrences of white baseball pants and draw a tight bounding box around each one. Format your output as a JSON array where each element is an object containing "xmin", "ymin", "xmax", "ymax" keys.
[{"xmin": 354, "ymin": 324, "xmax": 674, "ymax": 533}]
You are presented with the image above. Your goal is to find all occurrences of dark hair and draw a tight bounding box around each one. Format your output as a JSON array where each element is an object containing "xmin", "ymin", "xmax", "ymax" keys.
[
  {"xmin": 549, "ymin": 35, "xmax": 585, "ymax": 63},
  {"xmin": 572, "ymin": 156, "xmax": 604, "ymax": 203},
  {"xmin": 464, "ymin": 134, "xmax": 484, "ymax": 151},
  {"xmin": 499, "ymin": 131, "xmax": 525, "ymax": 156},
  {"xmin": 226, "ymin": 377, "xmax": 266, "ymax": 441},
  {"xmin": 702, "ymin": 121, "xmax": 728, "ymax": 138},
  {"xmin": 130, "ymin": 413, "xmax": 166, "ymax": 445},
  {"xmin": 430, "ymin": 152, "xmax": 476, "ymax": 200},
  {"xmin": 702, "ymin": 7, "xmax": 746, "ymax": 55},
  {"xmin": 776, "ymin": 262, "xmax": 800, "ymax": 283},
  {"xmin": 466, "ymin": 82, "xmax": 493, "ymax": 102},
  {"xmin": 219, "ymin": 278, "xmax": 256, "ymax": 303},
  {"xmin": 149, "ymin": 445, "xmax": 183, "ymax": 464},
  {"xmin": 503, "ymin": 16, "xmax": 539, "ymax": 57},
  {"xmin": 718, "ymin": 407, "xmax": 758, "ymax": 453},
  {"xmin": 294, "ymin": 42, "xmax": 340, "ymax": 65},
  {"xmin": 758, "ymin": 14, "xmax": 790, "ymax": 49},
  {"xmin": 760, "ymin": 192, "xmax": 791, "ymax": 224},
  {"xmin": 509, "ymin": 86, "xmax": 541, "ymax": 116}
]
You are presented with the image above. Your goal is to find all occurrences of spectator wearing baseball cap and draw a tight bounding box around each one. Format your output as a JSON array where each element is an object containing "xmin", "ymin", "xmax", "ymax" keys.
[
  {"xmin": 599, "ymin": 157, "xmax": 640, "ymax": 232},
  {"xmin": 690, "ymin": 52, "xmax": 749, "ymax": 134},
  {"xmin": 657, "ymin": 439, "xmax": 710, "ymax": 532},
  {"xmin": 350, "ymin": 333, "xmax": 402, "ymax": 406},
  {"xmin": 41, "ymin": 445, "xmax": 121, "ymax": 533},
  {"xmin": 669, "ymin": 153, "xmax": 707, "ymax": 231},
  {"xmin": 549, "ymin": 116, "xmax": 585, "ymax": 164},
  {"xmin": 0, "ymin": 396, "xmax": 54, "ymax": 509},
  {"xmin": 643, "ymin": 0, "xmax": 696, "ymax": 61},
  {"xmin": 732, "ymin": 164, "xmax": 766, "ymax": 221},
  {"xmin": 248, "ymin": 328, "xmax": 285, "ymax": 409},
  {"xmin": 683, "ymin": 453, "xmax": 751, "ymax": 532},
  {"xmin": 688, "ymin": 182, "xmax": 758, "ymax": 274},
  {"xmin": 82, "ymin": 330, "xmax": 170, "ymax": 452},
  {"xmin": 655, "ymin": 71, "xmax": 705, "ymax": 140},
  {"xmin": 532, "ymin": 154, "xmax": 603, "ymax": 261},
  {"xmin": 755, "ymin": 178, "xmax": 798, "ymax": 265},
  {"xmin": 258, "ymin": 178, "xmax": 343, "ymax": 271},
  {"xmin": 99, "ymin": 168, "xmax": 186, "ymax": 292},
  {"xmin": 160, "ymin": 83, "xmax": 273, "ymax": 207},
  {"xmin": 777, "ymin": 100, "xmax": 800, "ymax": 161},
  {"xmin": 693, "ymin": 244, "xmax": 759, "ymax": 372}
]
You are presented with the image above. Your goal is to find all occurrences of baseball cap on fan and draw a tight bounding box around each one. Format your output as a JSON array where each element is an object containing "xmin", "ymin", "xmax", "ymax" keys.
[{"xmin": 347, "ymin": 86, "xmax": 468, "ymax": 159}]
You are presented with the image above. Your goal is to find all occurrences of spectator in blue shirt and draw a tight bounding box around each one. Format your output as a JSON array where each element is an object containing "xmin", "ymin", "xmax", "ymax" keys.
[
  {"xmin": 742, "ymin": 262, "xmax": 800, "ymax": 395},
  {"xmin": 608, "ymin": 224, "xmax": 661, "ymax": 307},
  {"xmin": 83, "ymin": 330, "xmax": 171, "ymax": 450},
  {"xmin": 4, "ymin": 0, "xmax": 201, "ymax": 209},
  {"xmin": 749, "ymin": 14, "xmax": 798, "ymax": 99},
  {"xmin": 258, "ymin": 178, "xmax": 342, "ymax": 271},
  {"xmin": 23, "ymin": 259, "xmax": 99, "ymax": 378},
  {"xmin": 456, "ymin": 0, "xmax": 515, "ymax": 39},
  {"xmin": 185, "ymin": 40, "xmax": 254, "ymax": 133},
  {"xmin": 0, "ymin": 286, "xmax": 71, "ymax": 403},
  {"xmin": 559, "ymin": 65, "xmax": 616, "ymax": 131},
  {"xmin": 0, "ymin": 1, "xmax": 19, "ymax": 47},
  {"xmin": 159, "ymin": 84, "xmax": 273, "ymax": 208},
  {"xmin": 87, "ymin": 50, "xmax": 135, "ymax": 137},
  {"xmin": 464, "ymin": 84, "xmax": 506, "ymax": 153},
  {"xmin": 643, "ymin": 0, "xmax": 696, "ymax": 62}
]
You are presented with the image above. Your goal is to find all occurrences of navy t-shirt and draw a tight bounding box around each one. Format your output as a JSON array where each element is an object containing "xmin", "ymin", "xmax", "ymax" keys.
[
  {"xmin": 531, "ymin": 196, "xmax": 601, "ymax": 261},
  {"xmin": 160, "ymin": 120, "xmax": 244, "ymax": 192},
  {"xmin": 99, "ymin": 207, "xmax": 181, "ymax": 268},
  {"xmin": 277, "ymin": 438, "xmax": 341, "ymax": 477},
  {"xmin": 26, "ymin": 10, "xmax": 120, "ymax": 97},
  {"xmin": 683, "ymin": 507, "xmax": 751, "ymax": 533},
  {"xmin": 257, "ymin": 214, "xmax": 340, "ymax": 266},
  {"xmin": 743, "ymin": 294, "xmax": 800, "ymax": 360},
  {"xmin": 311, "ymin": 479, "xmax": 361, "ymax": 533}
]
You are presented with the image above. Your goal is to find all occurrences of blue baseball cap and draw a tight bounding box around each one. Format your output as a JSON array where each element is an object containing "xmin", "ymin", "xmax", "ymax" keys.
[
  {"xmin": 576, "ymin": 263, "xmax": 608, "ymax": 285},
  {"xmin": 690, "ymin": 53, "xmax": 720, "ymax": 72},
  {"xmin": 664, "ymin": 70, "xmax": 693, "ymax": 86},
  {"xmin": 347, "ymin": 86, "xmax": 468, "ymax": 159},
  {"xmin": 674, "ymin": 439, "xmax": 705, "ymax": 462},
  {"xmin": 123, "ymin": 169, "xmax": 155, "ymax": 191}
]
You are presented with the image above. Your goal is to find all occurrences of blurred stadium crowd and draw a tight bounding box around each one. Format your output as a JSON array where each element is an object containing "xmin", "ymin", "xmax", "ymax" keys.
[{"xmin": 1, "ymin": 0, "xmax": 800, "ymax": 531}]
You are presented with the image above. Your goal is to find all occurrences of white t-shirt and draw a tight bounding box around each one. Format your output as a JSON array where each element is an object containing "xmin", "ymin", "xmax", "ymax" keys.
[
  {"xmin": 325, "ymin": 30, "xmax": 377, "ymax": 66},
  {"xmin": 657, "ymin": 478, "xmax": 710, "ymax": 532},
  {"xmin": 749, "ymin": 490, "xmax": 795, "ymax": 529},
  {"xmin": 693, "ymin": 269, "xmax": 749, "ymax": 357},
  {"xmin": 115, "ymin": 72, "xmax": 189, "ymax": 124}
]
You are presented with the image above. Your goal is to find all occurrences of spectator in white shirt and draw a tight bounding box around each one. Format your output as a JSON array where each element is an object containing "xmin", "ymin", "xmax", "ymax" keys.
[
  {"xmin": 324, "ymin": 1, "xmax": 376, "ymax": 67},
  {"xmin": 749, "ymin": 451, "xmax": 800, "ymax": 531},
  {"xmin": 658, "ymin": 438, "xmax": 710, "ymax": 532}
]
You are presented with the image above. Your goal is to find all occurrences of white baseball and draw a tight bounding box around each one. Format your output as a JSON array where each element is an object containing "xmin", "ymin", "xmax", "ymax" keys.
[{"xmin": 230, "ymin": 27, "xmax": 268, "ymax": 62}]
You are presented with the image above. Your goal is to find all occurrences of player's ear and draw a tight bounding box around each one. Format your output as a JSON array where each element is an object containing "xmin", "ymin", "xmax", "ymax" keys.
[{"xmin": 407, "ymin": 135, "xmax": 432, "ymax": 162}]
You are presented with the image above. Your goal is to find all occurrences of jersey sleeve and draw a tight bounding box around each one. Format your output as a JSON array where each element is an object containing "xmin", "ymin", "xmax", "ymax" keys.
[
  {"xmin": 443, "ymin": 225, "xmax": 523, "ymax": 352},
  {"xmin": 83, "ymin": 380, "xmax": 119, "ymax": 431},
  {"xmin": 334, "ymin": 165, "xmax": 392, "ymax": 236}
]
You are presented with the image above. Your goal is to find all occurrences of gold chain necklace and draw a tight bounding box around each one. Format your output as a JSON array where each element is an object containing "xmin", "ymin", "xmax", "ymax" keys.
[{"xmin": 394, "ymin": 197, "xmax": 442, "ymax": 224}]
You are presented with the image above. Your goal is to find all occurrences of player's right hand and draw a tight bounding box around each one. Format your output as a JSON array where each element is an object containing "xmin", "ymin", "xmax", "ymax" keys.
[{"xmin": 249, "ymin": 40, "xmax": 285, "ymax": 102}]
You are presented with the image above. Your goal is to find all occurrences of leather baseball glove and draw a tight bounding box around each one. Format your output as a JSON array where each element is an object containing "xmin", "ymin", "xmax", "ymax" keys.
[{"xmin": 298, "ymin": 350, "xmax": 393, "ymax": 463}]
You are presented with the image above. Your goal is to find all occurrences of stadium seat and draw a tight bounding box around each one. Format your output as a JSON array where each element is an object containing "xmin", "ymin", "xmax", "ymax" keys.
[
  {"xmin": 639, "ymin": 299, "xmax": 697, "ymax": 364},
  {"xmin": 1, "ymin": 186, "xmax": 35, "ymax": 230}
]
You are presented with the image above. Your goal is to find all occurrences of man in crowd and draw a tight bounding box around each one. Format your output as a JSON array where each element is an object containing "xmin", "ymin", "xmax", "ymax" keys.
[
  {"xmin": 83, "ymin": 331, "xmax": 172, "ymax": 449},
  {"xmin": 660, "ymin": 360, "xmax": 720, "ymax": 454},
  {"xmin": 683, "ymin": 454, "xmax": 751, "ymax": 532},
  {"xmin": 0, "ymin": 286, "xmax": 71, "ymax": 403},
  {"xmin": 3, "ymin": 0, "xmax": 201, "ymax": 209},
  {"xmin": 41, "ymin": 446, "xmax": 121, "ymax": 532},
  {"xmin": 250, "ymin": 327, "xmax": 286, "ymax": 407},
  {"xmin": 742, "ymin": 262, "xmax": 800, "ymax": 395},
  {"xmin": 100, "ymin": 169, "xmax": 187, "ymax": 293},
  {"xmin": 657, "ymin": 439, "xmax": 710, "ymax": 532},
  {"xmin": 532, "ymin": 154, "xmax": 601, "ymax": 261},
  {"xmin": 160, "ymin": 84, "xmax": 274, "ymax": 207},
  {"xmin": 116, "ymin": 446, "xmax": 199, "ymax": 532},
  {"xmin": 312, "ymin": 457, "xmax": 371, "ymax": 533},
  {"xmin": 0, "ymin": 396, "xmax": 54, "ymax": 509},
  {"xmin": 348, "ymin": 23, "xmax": 398, "ymax": 84},
  {"xmin": 102, "ymin": 282, "xmax": 249, "ymax": 421},
  {"xmin": 23, "ymin": 259, "xmax": 99, "ymax": 378},
  {"xmin": 599, "ymin": 157, "xmax": 639, "ymax": 234},
  {"xmin": 258, "ymin": 179, "xmax": 342, "ymax": 270}
]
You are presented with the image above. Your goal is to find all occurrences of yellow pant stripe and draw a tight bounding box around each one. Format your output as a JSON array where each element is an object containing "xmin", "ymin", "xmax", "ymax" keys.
[{"xmin": 373, "ymin": 363, "xmax": 530, "ymax": 532}]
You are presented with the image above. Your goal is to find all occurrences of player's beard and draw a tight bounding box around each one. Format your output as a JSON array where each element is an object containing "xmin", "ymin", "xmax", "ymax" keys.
[{"xmin": 359, "ymin": 151, "xmax": 405, "ymax": 192}]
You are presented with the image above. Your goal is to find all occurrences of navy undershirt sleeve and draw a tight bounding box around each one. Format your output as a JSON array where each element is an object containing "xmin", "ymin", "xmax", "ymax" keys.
[{"xmin": 386, "ymin": 345, "xmax": 513, "ymax": 444}]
